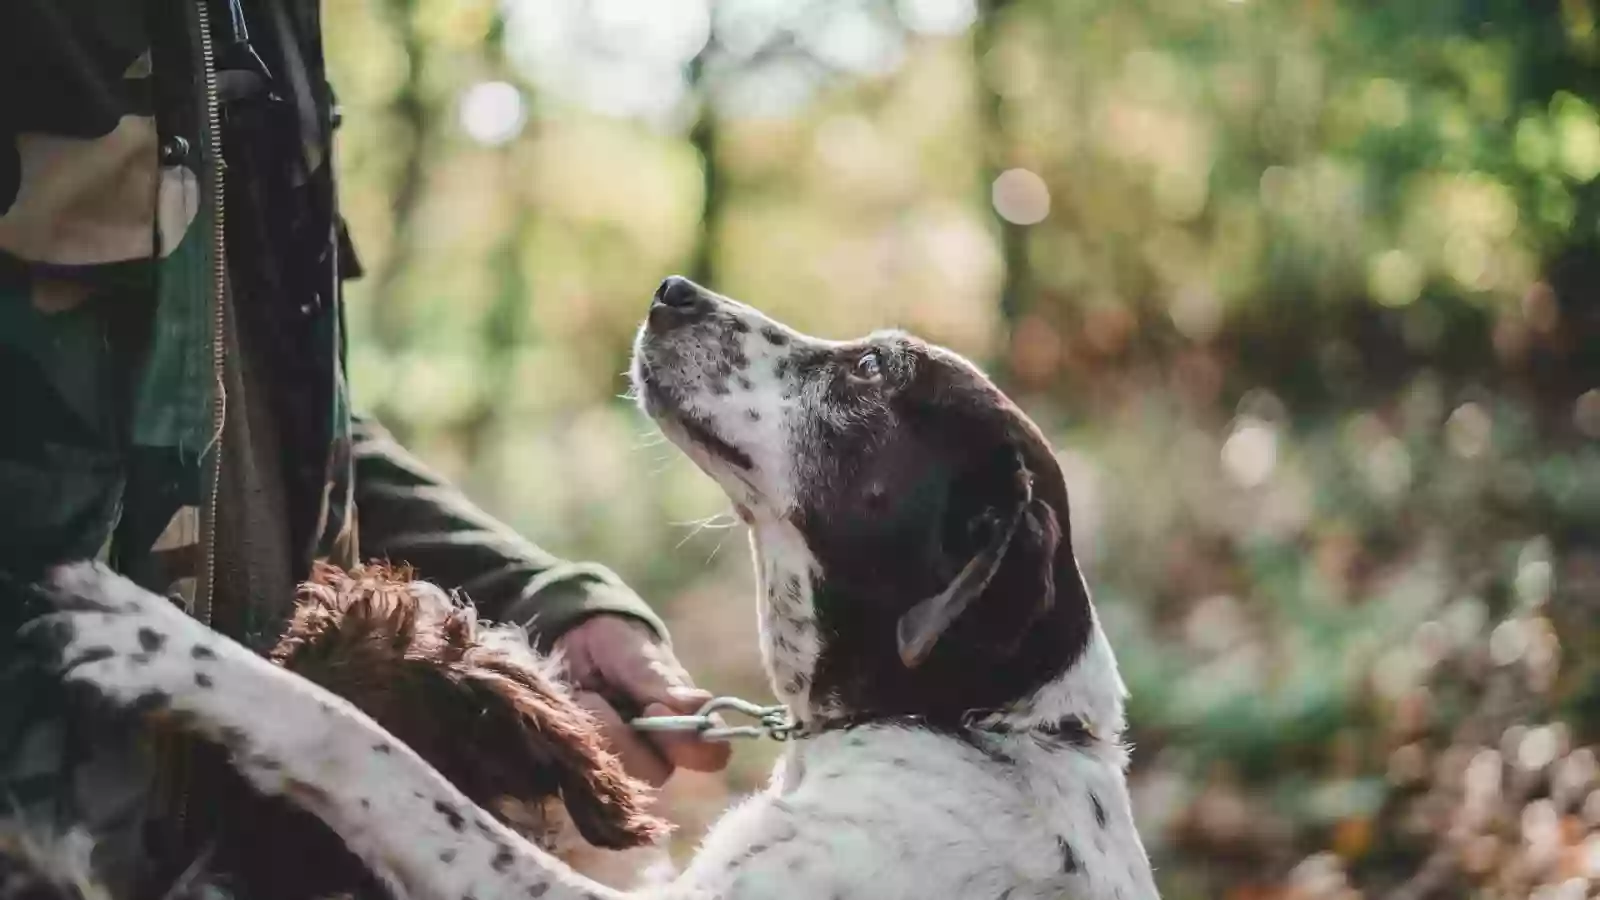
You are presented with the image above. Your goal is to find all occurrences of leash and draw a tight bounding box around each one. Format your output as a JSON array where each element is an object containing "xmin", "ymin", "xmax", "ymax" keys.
[{"xmin": 630, "ymin": 696, "xmax": 800, "ymax": 742}]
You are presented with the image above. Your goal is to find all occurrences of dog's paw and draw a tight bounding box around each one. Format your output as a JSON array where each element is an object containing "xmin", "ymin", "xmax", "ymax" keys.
[{"xmin": 21, "ymin": 562, "xmax": 222, "ymax": 709}]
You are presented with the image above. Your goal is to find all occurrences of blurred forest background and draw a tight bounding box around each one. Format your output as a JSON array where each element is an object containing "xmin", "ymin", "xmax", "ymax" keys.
[{"xmin": 323, "ymin": 0, "xmax": 1600, "ymax": 896}]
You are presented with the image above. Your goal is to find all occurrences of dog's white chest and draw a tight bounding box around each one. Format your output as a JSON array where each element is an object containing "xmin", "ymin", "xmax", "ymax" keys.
[{"xmin": 679, "ymin": 728, "xmax": 1158, "ymax": 900}]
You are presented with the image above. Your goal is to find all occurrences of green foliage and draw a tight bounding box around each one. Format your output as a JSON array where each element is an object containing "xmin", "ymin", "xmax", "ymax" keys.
[{"xmin": 325, "ymin": 0, "xmax": 1600, "ymax": 895}]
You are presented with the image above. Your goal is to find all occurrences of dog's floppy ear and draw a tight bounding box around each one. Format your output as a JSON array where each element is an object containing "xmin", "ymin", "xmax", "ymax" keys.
[
  {"xmin": 271, "ymin": 570, "xmax": 667, "ymax": 850},
  {"xmin": 453, "ymin": 660, "xmax": 669, "ymax": 850},
  {"xmin": 897, "ymin": 444, "xmax": 1061, "ymax": 668}
]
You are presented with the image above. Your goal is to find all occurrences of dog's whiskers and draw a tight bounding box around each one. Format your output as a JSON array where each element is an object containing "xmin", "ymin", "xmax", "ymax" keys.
[
  {"xmin": 632, "ymin": 432, "xmax": 668, "ymax": 451},
  {"xmin": 673, "ymin": 513, "xmax": 741, "ymax": 550},
  {"xmin": 705, "ymin": 530, "xmax": 730, "ymax": 566},
  {"xmin": 670, "ymin": 513, "xmax": 739, "ymax": 529}
]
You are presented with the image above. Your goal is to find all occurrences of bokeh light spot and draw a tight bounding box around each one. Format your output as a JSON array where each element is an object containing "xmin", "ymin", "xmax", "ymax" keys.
[
  {"xmin": 991, "ymin": 168, "xmax": 1050, "ymax": 225},
  {"xmin": 1170, "ymin": 286, "xmax": 1222, "ymax": 341},
  {"xmin": 1221, "ymin": 417, "xmax": 1278, "ymax": 487},
  {"xmin": 1369, "ymin": 249, "xmax": 1423, "ymax": 307},
  {"xmin": 1463, "ymin": 748, "xmax": 1504, "ymax": 821},
  {"xmin": 459, "ymin": 80, "xmax": 527, "ymax": 146},
  {"xmin": 1490, "ymin": 619, "xmax": 1529, "ymax": 666},
  {"xmin": 799, "ymin": 4, "xmax": 906, "ymax": 77},
  {"xmin": 897, "ymin": 0, "xmax": 977, "ymax": 35},
  {"xmin": 1517, "ymin": 725, "xmax": 1561, "ymax": 771},
  {"xmin": 1514, "ymin": 537, "xmax": 1554, "ymax": 608},
  {"xmin": 1552, "ymin": 91, "xmax": 1600, "ymax": 182},
  {"xmin": 1573, "ymin": 389, "xmax": 1600, "ymax": 438},
  {"xmin": 1585, "ymin": 790, "xmax": 1600, "ymax": 827},
  {"xmin": 1364, "ymin": 435, "xmax": 1413, "ymax": 498},
  {"xmin": 1585, "ymin": 833, "xmax": 1600, "ymax": 877},
  {"xmin": 1445, "ymin": 402, "xmax": 1492, "ymax": 458}
]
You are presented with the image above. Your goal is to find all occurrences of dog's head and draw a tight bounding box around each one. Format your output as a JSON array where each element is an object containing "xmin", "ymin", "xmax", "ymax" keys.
[
  {"xmin": 270, "ymin": 563, "xmax": 668, "ymax": 851},
  {"xmin": 631, "ymin": 277, "xmax": 1104, "ymax": 729}
]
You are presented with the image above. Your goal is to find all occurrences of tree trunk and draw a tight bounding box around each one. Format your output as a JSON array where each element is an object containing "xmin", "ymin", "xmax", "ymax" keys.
[
  {"xmin": 974, "ymin": 0, "xmax": 1028, "ymax": 387},
  {"xmin": 687, "ymin": 53, "xmax": 722, "ymax": 288}
]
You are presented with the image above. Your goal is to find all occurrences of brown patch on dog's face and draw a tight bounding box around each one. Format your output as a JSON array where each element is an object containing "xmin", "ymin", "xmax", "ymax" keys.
[
  {"xmin": 270, "ymin": 563, "xmax": 667, "ymax": 850},
  {"xmin": 789, "ymin": 343, "xmax": 1094, "ymax": 723},
  {"xmin": 634, "ymin": 279, "xmax": 1094, "ymax": 725}
]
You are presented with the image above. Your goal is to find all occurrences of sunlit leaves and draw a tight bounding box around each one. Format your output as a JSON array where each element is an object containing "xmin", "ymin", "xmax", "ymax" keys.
[{"xmin": 321, "ymin": 2, "xmax": 1600, "ymax": 895}]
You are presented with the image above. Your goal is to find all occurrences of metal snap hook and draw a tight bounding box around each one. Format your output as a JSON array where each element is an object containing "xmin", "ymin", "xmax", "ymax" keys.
[{"xmin": 630, "ymin": 696, "xmax": 796, "ymax": 742}]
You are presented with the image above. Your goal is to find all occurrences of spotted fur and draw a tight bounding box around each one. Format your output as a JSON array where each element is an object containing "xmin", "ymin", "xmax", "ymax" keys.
[
  {"xmin": 23, "ymin": 279, "xmax": 1159, "ymax": 900},
  {"xmin": 10, "ymin": 564, "xmax": 668, "ymax": 899}
]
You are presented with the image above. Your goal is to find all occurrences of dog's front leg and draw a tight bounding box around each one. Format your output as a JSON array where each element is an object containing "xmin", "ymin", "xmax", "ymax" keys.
[{"xmin": 25, "ymin": 563, "xmax": 640, "ymax": 900}]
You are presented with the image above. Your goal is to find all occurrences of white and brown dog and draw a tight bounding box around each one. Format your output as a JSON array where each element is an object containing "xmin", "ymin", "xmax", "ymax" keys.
[{"xmin": 25, "ymin": 277, "xmax": 1160, "ymax": 900}]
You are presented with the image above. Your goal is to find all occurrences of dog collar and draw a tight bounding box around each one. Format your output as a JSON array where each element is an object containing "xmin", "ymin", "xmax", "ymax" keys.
[{"xmin": 796, "ymin": 708, "xmax": 1098, "ymax": 745}]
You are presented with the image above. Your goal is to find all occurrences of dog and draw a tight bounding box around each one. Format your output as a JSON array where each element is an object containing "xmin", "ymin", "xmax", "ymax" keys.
[
  {"xmin": 23, "ymin": 276, "xmax": 1160, "ymax": 899},
  {"xmin": 4, "ymin": 563, "xmax": 668, "ymax": 899}
]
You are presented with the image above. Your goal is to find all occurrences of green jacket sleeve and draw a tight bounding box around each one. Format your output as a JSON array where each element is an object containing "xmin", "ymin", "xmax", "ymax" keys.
[{"xmin": 350, "ymin": 416, "xmax": 668, "ymax": 650}]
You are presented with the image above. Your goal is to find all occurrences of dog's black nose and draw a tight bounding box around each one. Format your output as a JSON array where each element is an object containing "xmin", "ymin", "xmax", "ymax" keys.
[{"xmin": 655, "ymin": 276, "xmax": 701, "ymax": 309}]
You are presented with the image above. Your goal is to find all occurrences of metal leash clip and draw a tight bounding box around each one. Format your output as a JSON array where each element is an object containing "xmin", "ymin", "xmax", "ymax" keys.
[{"xmin": 631, "ymin": 696, "xmax": 799, "ymax": 742}]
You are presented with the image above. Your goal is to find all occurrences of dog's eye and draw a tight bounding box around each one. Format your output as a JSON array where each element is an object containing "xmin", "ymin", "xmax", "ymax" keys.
[{"xmin": 850, "ymin": 351, "xmax": 884, "ymax": 384}]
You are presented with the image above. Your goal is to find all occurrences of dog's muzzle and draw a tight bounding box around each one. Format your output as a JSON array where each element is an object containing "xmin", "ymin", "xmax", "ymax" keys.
[
  {"xmin": 646, "ymin": 275, "xmax": 712, "ymax": 333},
  {"xmin": 633, "ymin": 277, "xmax": 756, "ymax": 472}
]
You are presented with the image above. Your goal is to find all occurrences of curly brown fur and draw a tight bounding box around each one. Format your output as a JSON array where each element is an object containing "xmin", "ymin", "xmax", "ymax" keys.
[{"xmin": 270, "ymin": 563, "xmax": 667, "ymax": 851}]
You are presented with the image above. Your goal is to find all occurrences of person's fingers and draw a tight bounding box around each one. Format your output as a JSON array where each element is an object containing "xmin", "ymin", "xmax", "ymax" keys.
[
  {"xmin": 574, "ymin": 691, "xmax": 672, "ymax": 788},
  {"xmin": 611, "ymin": 643, "xmax": 707, "ymax": 712},
  {"xmin": 608, "ymin": 647, "xmax": 734, "ymax": 773},
  {"xmin": 556, "ymin": 616, "xmax": 735, "ymax": 774},
  {"xmin": 636, "ymin": 701, "xmax": 734, "ymax": 774},
  {"xmin": 558, "ymin": 616, "xmax": 701, "ymax": 708},
  {"xmin": 617, "ymin": 647, "xmax": 736, "ymax": 774}
]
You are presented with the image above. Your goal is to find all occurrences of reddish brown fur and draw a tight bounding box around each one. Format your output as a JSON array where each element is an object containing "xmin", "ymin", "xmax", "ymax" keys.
[
  {"xmin": 148, "ymin": 562, "xmax": 666, "ymax": 900},
  {"xmin": 270, "ymin": 562, "xmax": 667, "ymax": 850}
]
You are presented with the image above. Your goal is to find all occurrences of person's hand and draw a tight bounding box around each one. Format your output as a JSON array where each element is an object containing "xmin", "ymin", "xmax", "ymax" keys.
[{"xmin": 554, "ymin": 614, "xmax": 733, "ymax": 787}]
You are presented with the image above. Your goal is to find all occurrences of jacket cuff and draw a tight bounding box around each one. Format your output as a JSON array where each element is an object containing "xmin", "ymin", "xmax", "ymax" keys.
[{"xmin": 503, "ymin": 565, "xmax": 670, "ymax": 653}]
